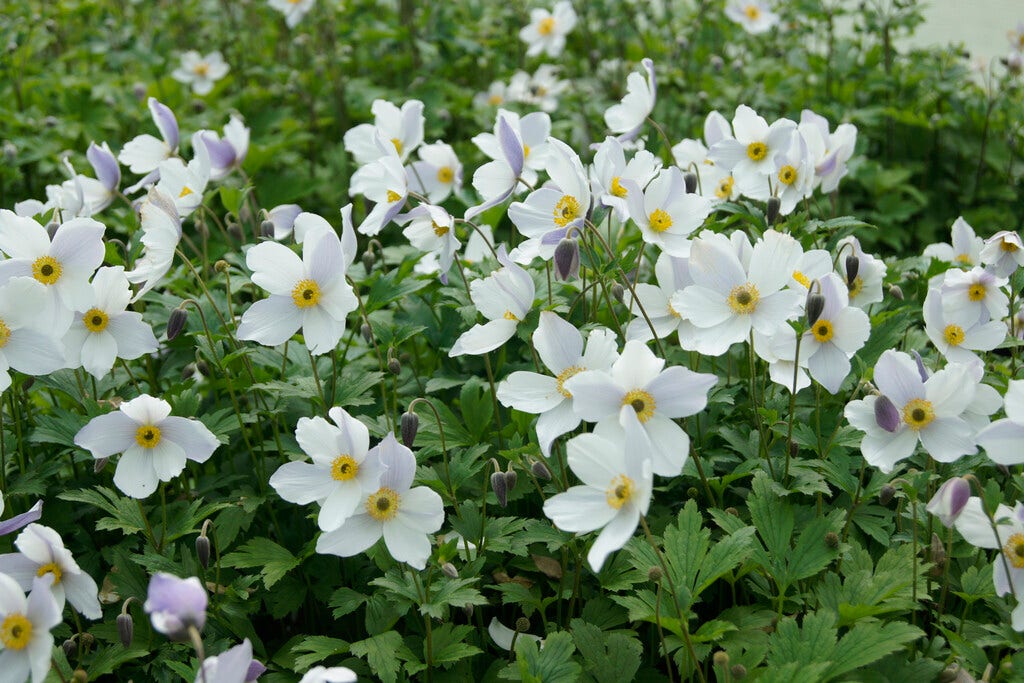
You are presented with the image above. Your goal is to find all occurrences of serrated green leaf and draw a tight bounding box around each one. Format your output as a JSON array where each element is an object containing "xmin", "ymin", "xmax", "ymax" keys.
[
  {"xmin": 291, "ymin": 636, "xmax": 350, "ymax": 672},
  {"xmin": 221, "ymin": 537, "xmax": 300, "ymax": 589},
  {"xmin": 351, "ymin": 631, "xmax": 403, "ymax": 683},
  {"xmin": 570, "ymin": 619, "xmax": 641, "ymax": 683},
  {"xmin": 515, "ymin": 631, "xmax": 581, "ymax": 683}
]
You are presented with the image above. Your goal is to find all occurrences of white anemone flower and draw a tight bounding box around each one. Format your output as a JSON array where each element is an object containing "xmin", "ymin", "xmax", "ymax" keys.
[
  {"xmin": 624, "ymin": 252, "xmax": 698, "ymax": 347},
  {"xmin": 79, "ymin": 142, "xmax": 121, "ymax": 215},
  {"xmin": 954, "ymin": 497, "xmax": 1024, "ymax": 630},
  {"xmin": 519, "ymin": 1, "xmax": 577, "ymax": 57},
  {"xmin": 708, "ymin": 105, "xmax": 796, "ymax": 184},
  {"xmin": 725, "ymin": 0, "xmax": 780, "ymax": 34},
  {"xmin": 590, "ymin": 136, "xmax": 661, "ymax": 221},
  {"xmin": 349, "ymin": 133, "xmax": 409, "ymax": 236},
  {"xmin": 74, "ymin": 394, "xmax": 220, "ymax": 499},
  {"xmin": 843, "ymin": 350, "xmax": 979, "ymax": 473},
  {"xmin": 497, "ymin": 312, "xmax": 618, "ymax": 457},
  {"xmin": 836, "ymin": 236, "xmax": 887, "ymax": 308},
  {"xmin": 977, "ymin": 380, "xmax": 1024, "ymax": 465},
  {"xmin": 738, "ymin": 130, "xmax": 814, "ymax": 216},
  {"xmin": 0, "ymin": 574, "xmax": 61, "ymax": 683},
  {"xmin": 0, "ymin": 278, "xmax": 66, "ymax": 394},
  {"xmin": 449, "ymin": 246, "xmax": 534, "ymax": 357},
  {"xmin": 270, "ymin": 407, "xmax": 383, "ymax": 531},
  {"xmin": 119, "ymin": 98, "xmax": 179, "ymax": 178},
  {"xmin": 923, "ymin": 216, "xmax": 984, "ymax": 267},
  {"xmin": 939, "ymin": 265, "xmax": 1009, "ymax": 326},
  {"xmin": 269, "ymin": 0, "xmax": 315, "ymax": 27},
  {"xmin": 672, "ymin": 229, "xmax": 804, "ymax": 356},
  {"xmin": 475, "ymin": 81, "xmax": 508, "ymax": 109},
  {"xmin": 465, "ymin": 115, "xmax": 526, "ymax": 222},
  {"xmin": 672, "ymin": 110, "xmax": 737, "ymax": 203},
  {"xmin": 196, "ymin": 638, "xmax": 264, "ymax": 683},
  {"xmin": 316, "ymin": 433, "xmax": 444, "ymax": 571},
  {"xmin": 171, "ymin": 51, "xmax": 229, "ymax": 96},
  {"xmin": 544, "ymin": 408, "xmax": 653, "ymax": 571},
  {"xmin": 237, "ymin": 218, "xmax": 358, "ymax": 355},
  {"xmin": 564, "ymin": 340, "xmax": 717, "ymax": 477},
  {"xmin": 472, "ymin": 109, "xmax": 549, "ymax": 194},
  {"xmin": 604, "ymin": 59, "xmax": 656, "ymax": 137},
  {"xmin": 125, "ymin": 188, "xmax": 182, "ymax": 303},
  {"xmin": 980, "ymin": 231, "xmax": 1024, "ymax": 278},
  {"xmin": 754, "ymin": 328, "xmax": 810, "ymax": 394},
  {"xmin": 406, "ymin": 142, "xmax": 462, "ymax": 203},
  {"xmin": 0, "ymin": 524, "xmax": 101, "ymax": 619},
  {"xmin": 623, "ymin": 167, "xmax": 713, "ymax": 257},
  {"xmin": 511, "ymin": 64, "xmax": 568, "ymax": 113},
  {"xmin": 344, "ymin": 99, "xmax": 424, "ymax": 166},
  {"xmin": 299, "ymin": 666, "xmax": 358, "ymax": 683},
  {"xmin": 923, "ymin": 287, "xmax": 1006, "ymax": 364},
  {"xmin": 63, "ymin": 266, "xmax": 159, "ymax": 379},
  {"xmin": 0, "ymin": 210, "xmax": 105, "ymax": 333},
  {"xmin": 265, "ymin": 204, "xmax": 304, "ymax": 241},
  {"xmin": 399, "ymin": 204, "xmax": 460, "ymax": 279},
  {"xmin": 509, "ymin": 137, "xmax": 591, "ymax": 262},
  {"xmin": 155, "ymin": 132, "xmax": 211, "ymax": 217},
  {"xmin": 201, "ymin": 115, "xmax": 250, "ymax": 181},
  {"xmin": 798, "ymin": 110, "xmax": 857, "ymax": 194}
]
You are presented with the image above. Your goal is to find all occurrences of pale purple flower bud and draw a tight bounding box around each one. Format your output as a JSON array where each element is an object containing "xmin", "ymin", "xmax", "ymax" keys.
[
  {"xmin": 149, "ymin": 97, "xmax": 179, "ymax": 150},
  {"xmin": 874, "ymin": 395, "xmax": 900, "ymax": 432},
  {"xmin": 766, "ymin": 196, "xmax": 781, "ymax": 226},
  {"xmin": 400, "ymin": 411, "xmax": 419, "ymax": 448},
  {"xmin": 117, "ymin": 612, "xmax": 134, "ymax": 647},
  {"xmin": 144, "ymin": 573, "xmax": 207, "ymax": 640},
  {"xmin": 491, "ymin": 471, "xmax": 508, "ymax": 507},
  {"xmin": 553, "ymin": 237, "xmax": 580, "ymax": 281},
  {"xmin": 87, "ymin": 142, "xmax": 121, "ymax": 192},
  {"xmin": 683, "ymin": 172, "xmax": 698, "ymax": 194},
  {"xmin": 845, "ymin": 255, "xmax": 860, "ymax": 286},
  {"xmin": 246, "ymin": 660, "xmax": 267, "ymax": 681},
  {"xmin": 926, "ymin": 477, "xmax": 971, "ymax": 527},
  {"xmin": 167, "ymin": 308, "xmax": 188, "ymax": 341}
]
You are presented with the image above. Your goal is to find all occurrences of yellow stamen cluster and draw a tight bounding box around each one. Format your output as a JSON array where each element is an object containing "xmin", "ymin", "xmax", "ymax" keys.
[
  {"xmin": 503, "ymin": 310, "xmax": 520, "ymax": 322},
  {"xmin": 744, "ymin": 4, "xmax": 761, "ymax": 20},
  {"xmin": 386, "ymin": 190, "xmax": 402, "ymax": 204},
  {"xmin": 537, "ymin": 17, "xmax": 556, "ymax": 36},
  {"xmin": 523, "ymin": 145, "xmax": 531, "ymax": 158},
  {"xmin": 330, "ymin": 455, "xmax": 359, "ymax": 482},
  {"xmin": 292, "ymin": 279, "xmax": 321, "ymax": 309},
  {"xmin": 391, "ymin": 138, "xmax": 403, "ymax": 155},
  {"xmin": 610, "ymin": 176, "xmax": 628, "ymax": 198},
  {"xmin": 135, "ymin": 425, "xmax": 162, "ymax": 449},
  {"xmin": 727, "ymin": 283, "xmax": 760, "ymax": 315},
  {"xmin": 366, "ymin": 487, "xmax": 399, "ymax": 521},
  {"xmin": 1003, "ymin": 532, "xmax": 1024, "ymax": 569},
  {"xmin": 777, "ymin": 165, "xmax": 797, "ymax": 185},
  {"xmin": 648, "ymin": 209, "xmax": 673, "ymax": 233},
  {"xmin": 901, "ymin": 398, "xmax": 935, "ymax": 431},
  {"xmin": 967, "ymin": 284, "xmax": 987, "ymax": 302},
  {"xmin": 847, "ymin": 276, "xmax": 864, "ymax": 299},
  {"xmin": 716, "ymin": 177, "xmax": 735, "ymax": 199},
  {"xmin": 1001, "ymin": 240, "xmax": 1019, "ymax": 253},
  {"xmin": 622, "ymin": 389, "xmax": 656, "ymax": 424},
  {"xmin": 436, "ymin": 166, "xmax": 454, "ymax": 184},
  {"xmin": 179, "ymin": 186, "xmax": 194, "ymax": 198},
  {"xmin": 83, "ymin": 308, "xmax": 110, "ymax": 333},
  {"xmin": 943, "ymin": 324, "xmax": 965, "ymax": 347},
  {"xmin": 606, "ymin": 474, "xmax": 636, "ymax": 510},
  {"xmin": 193, "ymin": 63, "xmax": 210, "ymax": 77},
  {"xmin": 792, "ymin": 270, "xmax": 810, "ymax": 288},
  {"xmin": 746, "ymin": 142, "xmax": 767, "ymax": 162},
  {"xmin": 31, "ymin": 256, "xmax": 62, "ymax": 285},
  {"xmin": 553, "ymin": 195, "xmax": 581, "ymax": 227},
  {"xmin": 432, "ymin": 222, "xmax": 450, "ymax": 237},
  {"xmin": 36, "ymin": 562, "xmax": 63, "ymax": 585},
  {"xmin": 0, "ymin": 320, "xmax": 10, "ymax": 349},
  {"xmin": 555, "ymin": 365, "xmax": 584, "ymax": 399},
  {"xmin": 812, "ymin": 319, "xmax": 834, "ymax": 343},
  {"xmin": 955, "ymin": 253, "xmax": 972, "ymax": 264},
  {"xmin": 0, "ymin": 614, "xmax": 32, "ymax": 651}
]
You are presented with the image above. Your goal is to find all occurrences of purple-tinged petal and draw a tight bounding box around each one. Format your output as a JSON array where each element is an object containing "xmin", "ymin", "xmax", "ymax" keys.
[
  {"xmin": 87, "ymin": 142, "xmax": 121, "ymax": 191},
  {"xmin": 0, "ymin": 500, "xmax": 43, "ymax": 537},
  {"xmin": 149, "ymin": 98, "xmax": 179, "ymax": 150}
]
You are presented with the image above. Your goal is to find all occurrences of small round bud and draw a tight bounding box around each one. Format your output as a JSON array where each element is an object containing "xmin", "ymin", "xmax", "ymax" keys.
[
  {"xmin": 441, "ymin": 562, "xmax": 458, "ymax": 579},
  {"xmin": 766, "ymin": 196, "xmax": 781, "ymax": 226},
  {"xmin": 214, "ymin": 260, "xmax": 229, "ymax": 273},
  {"xmin": 80, "ymin": 633, "xmax": 94, "ymax": 649},
  {"xmin": 462, "ymin": 603, "xmax": 474, "ymax": 619},
  {"xmin": 362, "ymin": 251, "xmax": 376, "ymax": 273},
  {"xmin": 825, "ymin": 531, "xmax": 840, "ymax": 548},
  {"xmin": 166, "ymin": 308, "xmax": 188, "ymax": 341},
  {"xmin": 610, "ymin": 283, "xmax": 624, "ymax": 302},
  {"xmin": 712, "ymin": 651, "xmax": 729, "ymax": 667},
  {"xmin": 388, "ymin": 358, "xmax": 401, "ymax": 375},
  {"xmin": 686, "ymin": 487, "xmax": 699, "ymax": 498},
  {"xmin": 683, "ymin": 172, "xmax": 698, "ymax": 194},
  {"xmin": 72, "ymin": 670, "xmax": 88, "ymax": 683},
  {"xmin": 401, "ymin": 411, "xmax": 419, "ymax": 448},
  {"xmin": 515, "ymin": 617, "xmax": 530, "ymax": 632},
  {"xmin": 195, "ymin": 360, "xmax": 210, "ymax": 376},
  {"xmin": 491, "ymin": 471, "xmax": 509, "ymax": 507},
  {"xmin": 725, "ymin": 507, "xmax": 739, "ymax": 516},
  {"xmin": 117, "ymin": 612, "xmax": 134, "ymax": 648},
  {"xmin": 647, "ymin": 566, "xmax": 663, "ymax": 582},
  {"xmin": 845, "ymin": 255, "xmax": 860, "ymax": 286},
  {"xmin": 63, "ymin": 638, "xmax": 77, "ymax": 660},
  {"xmin": 805, "ymin": 292, "xmax": 826, "ymax": 326},
  {"xmin": 195, "ymin": 535, "xmax": 211, "ymax": 569},
  {"xmin": 94, "ymin": 458, "xmax": 109, "ymax": 474},
  {"xmin": 260, "ymin": 220, "xmax": 276, "ymax": 240},
  {"xmin": 553, "ymin": 237, "xmax": 580, "ymax": 281},
  {"xmin": 888, "ymin": 284, "xmax": 904, "ymax": 300},
  {"xmin": 874, "ymin": 395, "xmax": 900, "ymax": 433},
  {"xmin": 505, "ymin": 469, "xmax": 518, "ymax": 492},
  {"xmin": 731, "ymin": 664, "xmax": 748, "ymax": 680},
  {"xmin": 878, "ymin": 484, "xmax": 896, "ymax": 506},
  {"xmin": 530, "ymin": 459, "xmax": 552, "ymax": 481},
  {"xmin": 360, "ymin": 323, "xmax": 373, "ymax": 343}
]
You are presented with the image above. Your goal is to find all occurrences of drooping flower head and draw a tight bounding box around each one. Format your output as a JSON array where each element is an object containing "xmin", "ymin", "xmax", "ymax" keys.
[
  {"xmin": 923, "ymin": 216, "xmax": 984, "ymax": 267},
  {"xmin": 196, "ymin": 638, "xmax": 266, "ymax": 683},
  {"xmin": 144, "ymin": 573, "xmax": 207, "ymax": 640},
  {"xmin": 201, "ymin": 114, "xmax": 250, "ymax": 181},
  {"xmin": 604, "ymin": 59, "xmax": 656, "ymax": 138},
  {"xmin": 119, "ymin": 98, "xmax": 179, "ymax": 180},
  {"xmin": 124, "ymin": 187, "xmax": 182, "ymax": 302}
]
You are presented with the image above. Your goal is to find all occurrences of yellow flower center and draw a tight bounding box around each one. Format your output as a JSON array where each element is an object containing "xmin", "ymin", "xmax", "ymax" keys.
[
  {"xmin": 436, "ymin": 166, "xmax": 454, "ymax": 184},
  {"xmin": 391, "ymin": 138, "xmax": 403, "ymax": 155},
  {"xmin": 291, "ymin": 279, "xmax": 321, "ymax": 308},
  {"xmin": 847, "ymin": 276, "xmax": 863, "ymax": 299},
  {"xmin": 523, "ymin": 145, "xmax": 531, "ymax": 158},
  {"xmin": 812, "ymin": 319, "xmax": 834, "ymax": 343},
  {"xmin": 606, "ymin": 474, "xmax": 636, "ymax": 510},
  {"xmin": 1001, "ymin": 240, "xmax": 1019, "ymax": 253},
  {"xmin": 943, "ymin": 324, "xmax": 965, "ymax": 346},
  {"xmin": 744, "ymin": 4, "xmax": 761, "ymax": 20},
  {"xmin": 193, "ymin": 63, "xmax": 209, "ymax": 78},
  {"xmin": 727, "ymin": 283, "xmax": 760, "ymax": 314},
  {"xmin": 648, "ymin": 209, "xmax": 673, "ymax": 233},
  {"xmin": 901, "ymin": 398, "xmax": 935, "ymax": 431},
  {"xmin": 792, "ymin": 270, "xmax": 810, "ymax": 288},
  {"xmin": 0, "ymin": 614, "xmax": 32, "ymax": 651},
  {"xmin": 555, "ymin": 365, "xmax": 584, "ymax": 399},
  {"xmin": 432, "ymin": 222, "xmax": 450, "ymax": 237},
  {"xmin": 967, "ymin": 284, "xmax": 986, "ymax": 301},
  {"xmin": 488, "ymin": 94, "xmax": 503, "ymax": 106},
  {"xmin": 366, "ymin": 487, "xmax": 399, "ymax": 521},
  {"xmin": 1003, "ymin": 532, "xmax": 1024, "ymax": 569},
  {"xmin": 36, "ymin": 562, "xmax": 62, "ymax": 585},
  {"xmin": 610, "ymin": 176, "xmax": 628, "ymax": 198},
  {"xmin": 667, "ymin": 302, "xmax": 681, "ymax": 318},
  {"xmin": 538, "ymin": 17, "xmax": 556, "ymax": 36},
  {"xmin": 777, "ymin": 164, "xmax": 797, "ymax": 185},
  {"xmin": 746, "ymin": 142, "xmax": 767, "ymax": 162},
  {"xmin": 716, "ymin": 176, "xmax": 735, "ymax": 199},
  {"xmin": 83, "ymin": 308, "xmax": 110, "ymax": 333},
  {"xmin": 0, "ymin": 320, "xmax": 9, "ymax": 349},
  {"xmin": 31, "ymin": 255, "xmax": 62, "ymax": 285},
  {"xmin": 179, "ymin": 186, "xmax": 193, "ymax": 198},
  {"xmin": 955, "ymin": 253, "xmax": 972, "ymax": 264},
  {"xmin": 622, "ymin": 389, "xmax": 656, "ymax": 424},
  {"xmin": 386, "ymin": 190, "xmax": 402, "ymax": 204},
  {"xmin": 503, "ymin": 310, "xmax": 520, "ymax": 322},
  {"xmin": 553, "ymin": 195, "xmax": 582, "ymax": 227},
  {"xmin": 330, "ymin": 455, "xmax": 359, "ymax": 482},
  {"xmin": 135, "ymin": 425, "xmax": 162, "ymax": 449}
]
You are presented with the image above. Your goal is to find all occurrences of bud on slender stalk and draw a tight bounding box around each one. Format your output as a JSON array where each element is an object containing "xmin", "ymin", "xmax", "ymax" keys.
[
  {"xmin": 260, "ymin": 220, "xmax": 275, "ymax": 240},
  {"xmin": 362, "ymin": 251, "xmax": 375, "ymax": 273},
  {"xmin": 504, "ymin": 465, "xmax": 518, "ymax": 492},
  {"xmin": 63, "ymin": 638, "xmax": 77, "ymax": 660},
  {"xmin": 845, "ymin": 255, "xmax": 860, "ymax": 285},
  {"xmin": 926, "ymin": 476, "xmax": 971, "ymax": 527},
  {"xmin": 878, "ymin": 484, "xmax": 896, "ymax": 506},
  {"xmin": 117, "ymin": 612, "xmax": 134, "ymax": 648},
  {"xmin": 360, "ymin": 323, "xmax": 372, "ymax": 343},
  {"xmin": 401, "ymin": 411, "xmax": 419, "ymax": 448},
  {"xmin": 888, "ymin": 284, "xmax": 904, "ymax": 300},
  {"xmin": 388, "ymin": 358, "xmax": 401, "ymax": 375},
  {"xmin": 441, "ymin": 562, "xmax": 458, "ymax": 579},
  {"xmin": 683, "ymin": 172, "xmax": 698, "ymax": 194},
  {"xmin": 515, "ymin": 617, "xmax": 530, "ymax": 633},
  {"xmin": 805, "ymin": 291, "xmax": 826, "ymax": 327},
  {"xmin": 873, "ymin": 395, "xmax": 900, "ymax": 432},
  {"xmin": 72, "ymin": 670, "xmax": 88, "ymax": 683},
  {"xmin": 167, "ymin": 307, "xmax": 188, "ymax": 341},
  {"xmin": 530, "ymin": 459, "xmax": 552, "ymax": 481},
  {"xmin": 196, "ymin": 519, "xmax": 212, "ymax": 569},
  {"xmin": 824, "ymin": 531, "xmax": 839, "ymax": 548},
  {"xmin": 491, "ymin": 470, "xmax": 508, "ymax": 508},
  {"xmin": 553, "ymin": 237, "xmax": 580, "ymax": 281},
  {"xmin": 930, "ymin": 532, "xmax": 946, "ymax": 569},
  {"xmin": 766, "ymin": 196, "xmax": 781, "ymax": 226},
  {"xmin": 610, "ymin": 283, "xmax": 624, "ymax": 302},
  {"xmin": 46, "ymin": 221, "xmax": 59, "ymax": 239}
]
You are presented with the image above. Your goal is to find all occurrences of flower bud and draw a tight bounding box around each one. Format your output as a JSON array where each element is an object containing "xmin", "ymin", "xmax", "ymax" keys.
[
  {"xmin": 766, "ymin": 196, "xmax": 781, "ymax": 226},
  {"xmin": 888, "ymin": 284, "xmax": 904, "ymax": 300},
  {"xmin": 553, "ymin": 237, "xmax": 580, "ymax": 281},
  {"xmin": 926, "ymin": 476, "xmax": 971, "ymax": 527},
  {"xmin": 824, "ymin": 531, "xmax": 839, "ymax": 548},
  {"xmin": 530, "ymin": 459, "xmax": 552, "ymax": 481},
  {"xmin": 117, "ymin": 612, "xmax": 134, "ymax": 648},
  {"xmin": 491, "ymin": 471, "xmax": 508, "ymax": 507},
  {"xmin": 873, "ymin": 395, "xmax": 900, "ymax": 433},
  {"xmin": 725, "ymin": 507, "xmax": 739, "ymax": 516},
  {"xmin": 362, "ymin": 251, "xmax": 376, "ymax": 273},
  {"xmin": 361, "ymin": 323, "xmax": 373, "ymax": 343},
  {"xmin": 195, "ymin": 534, "xmax": 211, "ymax": 569},
  {"xmin": 80, "ymin": 633, "xmax": 94, "ymax": 650},
  {"xmin": 260, "ymin": 220, "xmax": 275, "ymax": 240},
  {"xmin": 401, "ymin": 411, "xmax": 419, "ymax": 448},
  {"xmin": 805, "ymin": 291, "xmax": 826, "ymax": 326},
  {"xmin": 46, "ymin": 221, "xmax": 60, "ymax": 239},
  {"xmin": 463, "ymin": 603, "xmax": 474, "ymax": 619},
  {"xmin": 930, "ymin": 532, "xmax": 946, "ymax": 571},
  {"xmin": 441, "ymin": 562, "xmax": 458, "ymax": 579},
  {"xmin": 63, "ymin": 638, "xmax": 77, "ymax": 660},
  {"xmin": 504, "ymin": 467, "xmax": 518, "ymax": 492},
  {"xmin": 683, "ymin": 172, "xmax": 698, "ymax": 194},
  {"xmin": 72, "ymin": 670, "xmax": 88, "ymax": 683},
  {"xmin": 845, "ymin": 255, "xmax": 860, "ymax": 286},
  {"xmin": 610, "ymin": 283, "xmax": 624, "ymax": 302},
  {"xmin": 166, "ymin": 308, "xmax": 188, "ymax": 341},
  {"xmin": 878, "ymin": 484, "xmax": 896, "ymax": 506},
  {"xmin": 94, "ymin": 457, "xmax": 109, "ymax": 473},
  {"xmin": 686, "ymin": 487, "xmax": 699, "ymax": 498},
  {"xmin": 515, "ymin": 617, "xmax": 530, "ymax": 633},
  {"xmin": 388, "ymin": 357, "xmax": 401, "ymax": 375},
  {"xmin": 647, "ymin": 566, "xmax": 663, "ymax": 582},
  {"xmin": 227, "ymin": 219, "xmax": 243, "ymax": 241},
  {"xmin": 713, "ymin": 651, "xmax": 729, "ymax": 667},
  {"xmin": 731, "ymin": 665, "xmax": 748, "ymax": 680}
]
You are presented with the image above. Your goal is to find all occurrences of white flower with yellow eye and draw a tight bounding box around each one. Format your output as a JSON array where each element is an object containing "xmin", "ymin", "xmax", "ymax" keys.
[
  {"xmin": 940, "ymin": 266, "xmax": 1008, "ymax": 325},
  {"xmin": 591, "ymin": 136, "xmax": 661, "ymax": 221},
  {"xmin": 981, "ymin": 230, "xmax": 1024, "ymax": 278},
  {"xmin": 924, "ymin": 287, "xmax": 1006, "ymax": 364},
  {"xmin": 449, "ymin": 246, "xmax": 534, "ymax": 357},
  {"xmin": 672, "ymin": 110, "xmax": 737, "ymax": 203},
  {"xmin": 344, "ymin": 99, "xmax": 424, "ymax": 166},
  {"xmin": 349, "ymin": 133, "xmax": 409, "ymax": 236},
  {"xmin": 74, "ymin": 394, "xmax": 220, "ymax": 499},
  {"xmin": 604, "ymin": 59, "xmax": 656, "ymax": 136},
  {"xmin": 954, "ymin": 497, "xmax": 1024, "ymax": 630},
  {"xmin": 622, "ymin": 167, "xmax": 713, "ymax": 257},
  {"xmin": 0, "ymin": 278, "xmax": 66, "ymax": 395},
  {"xmin": 836, "ymin": 235, "xmax": 887, "ymax": 308},
  {"xmin": 924, "ymin": 216, "xmax": 984, "ymax": 267},
  {"xmin": 398, "ymin": 204, "xmax": 460, "ymax": 279},
  {"xmin": 0, "ymin": 574, "xmax": 61, "ymax": 683},
  {"xmin": 171, "ymin": 51, "xmax": 229, "ymax": 96},
  {"xmin": 154, "ymin": 133, "xmax": 211, "ymax": 218},
  {"xmin": 544, "ymin": 408, "xmax": 653, "ymax": 571},
  {"xmin": 0, "ymin": 524, "xmax": 101, "ymax": 619},
  {"xmin": 519, "ymin": 1, "xmax": 577, "ymax": 57},
  {"xmin": 270, "ymin": 407, "xmax": 383, "ymax": 531},
  {"xmin": 406, "ymin": 142, "xmax": 462, "ymax": 203},
  {"xmin": 725, "ymin": 1, "xmax": 780, "ymax": 33},
  {"xmin": 237, "ymin": 218, "xmax": 358, "ymax": 355},
  {"xmin": 472, "ymin": 109, "xmax": 549, "ymax": 194},
  {"xmin": 316, "ymin": 433, "xmax": 444, "ymax": 571},
  {"xmin": 63, "ymin": 266, "xmax": 159, "ymax": 379},
  {"xmin": 708, "ymin": 105, "xmax": 796, "ymax": 185},
  {"xmin": 0, "ymin": 210, "xmax": 105, "ymax": 333}
]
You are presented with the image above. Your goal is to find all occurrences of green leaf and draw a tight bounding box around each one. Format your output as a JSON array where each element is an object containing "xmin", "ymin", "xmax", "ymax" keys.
[
  {"xmin": 58, "ymin": 487, "xmax": 147, "ymax": 537},
  {"xmin": 221, "ymin": 537, "xmax": 301, "ymax": 589},
  {"xmin": 329, "ymin": 587, "xmax": 369, "ymax": 619},
  {"xmin": 825, "ymin": 621, "xmax": 925, "ymax": 679},
  {"xmin": 515, "ymin": 631, "xmax": 581, "ymax": 683},
  {"xmin": 350, "ymin": 631, "xmax": 404, "ymax": 683},
  {"xmin": 570, "ymin": 619, "xmax": 641, "ymax": 683},
  {"xmin": 749, "ymin": 472, "xmax": 794, "ymax": 559},
  {"xmin": 291, "ymin": 636, "xmax": 350, "ymax": 672},
  {"xmin": 429, "ymin": 624, "xmax": 482, "ymax": 667}
]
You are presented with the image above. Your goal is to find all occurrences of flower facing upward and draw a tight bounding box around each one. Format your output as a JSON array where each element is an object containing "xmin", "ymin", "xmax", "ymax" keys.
[
  {"xmin": 800, "ymin": 273, "xmax": 870, "ymax": 393},
  {"xmin": 604, "ymin": 58, "xmax": 656, "ymax": 137},
  {"xmin": 237, "ymin": 220, "xmax": 358, "ymax": 355},
  {"xmin": 449, "ymin": 246, "xmax": 534, "ymax": 357},
  {"xmin": 923, "ymin": 287, "xmax": 1006, "ymax": 364},
  {"xmin": 708, "ymin": 105, "xmax": 796, "ymax": 184},
  {"xmin": 590, "ymin": 136, "xmax": 661, "ymax": 221},
  {"xmin": 316, "ymin": 433, "xmax": 444, "ymax": 571},
  {"xmin": 939, "ymin": 266, "xmax": 1008, "ymax": 325},
  {"xmin": 0, "ymin": 574, "xmax": 62, "ymax": 683},
  {"xmin": 0, "ymin": 277, "xmax": 66, "ymax": 395},
  {"xmin": 144, "ymin": 573, "xmax": 207, "ymax": 640},
  {"xmin": 406, "ymin": 142, "xmax": 462, "ymax": 204},
  {"xmin": 74, "ymin": 394, "xmax": 220, "ymax": 499},
  {"xmin": 171, "ymin": 51, "xmax": 229, "ymax": 96},
  {"xmin": 519, "ymin": 1, "xmax": 577, "ymax": 57},
  {"xmin": 725, "ymin": 0, "xmax": 780, "ymax": 34},
  {"xmin": 623, "ymin": 166, "xmax": 713, "ymax": 257},
  {"xmin": 268, "ymin": 0, "xmax": 315, "ymax": 28},
  {"xmin": 344, "ymin": 99, "xmax": 424, "ymax": 166}
]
